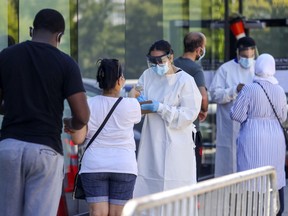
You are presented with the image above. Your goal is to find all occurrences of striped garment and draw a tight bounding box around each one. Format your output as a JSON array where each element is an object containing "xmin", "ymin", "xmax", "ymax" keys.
[{"xmin": 230, "ymin": 80, "xmax": 287, "ymax": 189}]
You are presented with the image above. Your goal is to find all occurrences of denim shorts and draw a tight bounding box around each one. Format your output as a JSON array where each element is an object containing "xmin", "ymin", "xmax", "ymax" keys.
[{"xmin": 80, "ymin": 172, "xmax": 137, "ymax": 205}]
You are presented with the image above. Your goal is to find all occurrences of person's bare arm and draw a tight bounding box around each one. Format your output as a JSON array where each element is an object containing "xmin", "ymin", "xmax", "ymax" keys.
[
  {"xmin": 198, "ymin": 86, "xmax": 208, "ymax": 122},
  {"xmin": 64, "ymin": 124, "xmax": 87, "ymax": 145},
  {"xmin": 65, "ymin": 92, "xmax": 90, "ymax": 130}
]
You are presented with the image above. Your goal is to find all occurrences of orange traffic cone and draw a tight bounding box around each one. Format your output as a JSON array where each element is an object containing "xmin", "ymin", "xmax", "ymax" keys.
[
  {"xmin": 57, "ymin": 188, "xmax": 69, "ymax": 216},
  {"xmin": 65, "ymin": 139, "xmax": 79, "ymax": 193},
  {"xmin": 230, "ymin": 18, "xmax": 246, "ymax": 39},
  {"xmin": 65, "ymin": 154, "xmax": 78, "ymax": 192}
]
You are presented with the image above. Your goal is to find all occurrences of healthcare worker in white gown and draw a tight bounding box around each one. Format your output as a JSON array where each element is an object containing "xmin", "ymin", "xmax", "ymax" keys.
[
  {"xmin": 133, "ymin": 40, "xmax": 202, "ymax": 198},
  {"xmin": 209, "ymin": 36, "xmax": 257, "ymax": 177}
]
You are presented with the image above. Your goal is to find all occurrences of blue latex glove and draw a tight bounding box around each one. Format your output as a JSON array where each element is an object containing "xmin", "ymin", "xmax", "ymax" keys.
[
  {"xmin": 136, "ymin": 94, "xmax": 147, "ymax": 102},
  {"xmin": 141, "ymin": 100, "xmax": 159, "ymax": 112}
]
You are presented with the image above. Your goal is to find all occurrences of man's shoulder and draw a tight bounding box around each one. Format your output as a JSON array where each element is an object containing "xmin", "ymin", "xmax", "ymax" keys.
[
  {"xmin": 220, "ymin": 59, "xmax": 237, "ymax": 68},
  {"xmin": 59, "ymin": 50, "xmax": 77, "ymax": 64},
  {"xmin": 215, "ymin": 59, "xmax": 238, "ymax": 73},
  {"xmin": 0, "ymin": 42, "xmax": 29, "ymax": 61},
  {"xmin": 174, "ymin": 57, "xmax": 202, "ymax": 72},
  {"xmin": 1, "ymin": 41, "xmax": 26, "ymax": 52},
  {"xmin": 174, "ymin": 56, "xmax": 197, "ymax": 66}
]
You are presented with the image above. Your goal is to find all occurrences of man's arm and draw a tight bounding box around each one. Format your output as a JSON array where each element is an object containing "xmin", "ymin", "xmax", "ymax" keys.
[
  {"xmin": 65, "ymin": 92, "xmax": 90, "ymax": 130},
  {"xmin": 198, "ymin": 86, "xmax": 208, "ymax": 122}
]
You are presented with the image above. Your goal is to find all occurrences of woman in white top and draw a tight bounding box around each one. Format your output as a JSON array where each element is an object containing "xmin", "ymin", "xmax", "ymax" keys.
[{"xmin": 65, "ymin": 59, "xmax": 141, "ymax": 216}]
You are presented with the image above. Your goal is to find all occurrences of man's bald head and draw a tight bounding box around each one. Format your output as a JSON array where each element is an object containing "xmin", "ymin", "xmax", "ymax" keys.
[{"xmin": 183, "ymin": 32, "xmax": 206, "ymax": 53}]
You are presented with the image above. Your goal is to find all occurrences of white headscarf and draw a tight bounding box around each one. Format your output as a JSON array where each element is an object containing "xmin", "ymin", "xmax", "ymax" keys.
[{"xmin": 253, "ymin": 53, "xmax": 278, "ymax": 84}]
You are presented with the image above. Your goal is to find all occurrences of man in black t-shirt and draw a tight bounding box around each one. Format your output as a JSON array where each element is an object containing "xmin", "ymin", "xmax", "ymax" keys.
[
  {"xmin": 174, "ymin": 32, "xmax": 209, "ymax": 181},
  {"xmin": 0, "ymin": 9, "xmax": 90, "ymax": 216}
]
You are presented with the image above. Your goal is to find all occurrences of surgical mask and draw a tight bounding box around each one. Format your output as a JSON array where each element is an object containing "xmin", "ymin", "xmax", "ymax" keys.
[
  {"xmin": 197, "ymin": 48, "xmax": 206, "ymax": 61},
  {"xmin": 151, "ymin": 62, "xmax": 169, "ymax": 76},
  {"xmin": 239, "ymin": 57, "xmax": 254, "ymax": 69}
]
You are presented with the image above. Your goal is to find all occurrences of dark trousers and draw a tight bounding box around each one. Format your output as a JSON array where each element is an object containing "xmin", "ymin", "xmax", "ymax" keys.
[
  {"xmin": 194, "ymin": 131, "xmax": 202, "ymax": 181},
  {"xmin": 277, "ymin": 187, "xmax": 285, "ymax": 216}
]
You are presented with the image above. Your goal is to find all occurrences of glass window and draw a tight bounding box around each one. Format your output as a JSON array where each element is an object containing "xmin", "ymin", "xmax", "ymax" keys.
[
  {"xmin": 78, "ymin": 0, "xmax": 126, "ymax": 78},
  {"xmin": 125, "ymin": 0, "xmax": 163, "ymax": 78},
  {"xmin": 19, "ymin": 0, "xmax": 71, "ymax": 54},
  {"xmin": 244, "ymin": 0, "xmax": 288, "ymax": 19},
  {"xmin": 0, "ymin": 0, "xmax": 9, "ymax": 50},
  {"xmin": 1, "ymin": 0, "xmax": 287, "ymax": 182},
  {"xmin": 244, "ymin": 0, "xmax": 288, "ymax": 66}
]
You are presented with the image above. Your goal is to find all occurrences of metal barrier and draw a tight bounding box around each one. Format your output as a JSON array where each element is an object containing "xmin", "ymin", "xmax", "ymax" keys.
[{"xmin": 122, "ymin": 166, "xmax": 279, "ymax": 216}]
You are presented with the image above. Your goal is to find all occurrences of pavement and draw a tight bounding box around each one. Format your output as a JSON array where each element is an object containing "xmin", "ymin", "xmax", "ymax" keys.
[{"xmin": 65, "ymin": 193, "xmax": 88, "ymax": 216}]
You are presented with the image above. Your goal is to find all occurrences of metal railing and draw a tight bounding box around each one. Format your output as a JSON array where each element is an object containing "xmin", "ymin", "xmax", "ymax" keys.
[{"xmin": 122, "ymin": 166, "xmax": 279, "ymax": 216}]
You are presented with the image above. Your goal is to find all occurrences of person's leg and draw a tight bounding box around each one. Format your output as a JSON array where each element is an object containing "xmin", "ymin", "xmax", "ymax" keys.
[
  {"xmin": 81, "ymin": 173, "xmax": 109, "ymax": 216},
  {"xmin": 109, "ymin": 204, "xmax": 124, "ymax": 216},
  {"xmin": 277, "ymin": 187, "xmax": 284, "ymax": 216},
  {"xmin": 195, "ymin": 131, "xmax": 203, "ymax": 181},
  {"xmin": 109, "ymin": 173, "xmax": 137, "ymax": 216},
  {"xmin": 89, "ymin": 202, "xmax": 109, "ymax": 216},
  {"xmin": 0, "ymin": 139, "xmax": 26, "ymax": 216},
  {"xmin": 23, "ymin": 143, "xmax": 64, "ymax": 216}
]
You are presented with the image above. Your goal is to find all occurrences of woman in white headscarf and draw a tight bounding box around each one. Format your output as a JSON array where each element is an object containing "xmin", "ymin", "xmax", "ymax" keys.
[{"xmin": 230, "ymin": 53, "xmax": 286, "ymax": 215}]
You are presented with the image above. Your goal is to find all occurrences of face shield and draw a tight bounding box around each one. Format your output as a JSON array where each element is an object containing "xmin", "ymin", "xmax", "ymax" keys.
[
  {"xmin": 236, "ymin": 46, "xmax": 259, "ymax": 60},
  {"xmin": 146, "ymin": 53, "xmax": 170, "ymax": 68}
]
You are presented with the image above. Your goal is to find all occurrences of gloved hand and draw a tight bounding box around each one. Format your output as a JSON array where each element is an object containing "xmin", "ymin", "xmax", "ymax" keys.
[
  {"xmin": 136, "ymin": 94, "xmax": 148, "ymax": 102},
  {"xmin": 141, "ymin": 100, "xmax": 159, "ymax": 112}
]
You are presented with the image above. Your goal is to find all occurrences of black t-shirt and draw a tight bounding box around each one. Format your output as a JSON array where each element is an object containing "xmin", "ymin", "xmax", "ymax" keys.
[{"xmin": 0, "ymin": 41, "xmax": 85, "ymax": 154}]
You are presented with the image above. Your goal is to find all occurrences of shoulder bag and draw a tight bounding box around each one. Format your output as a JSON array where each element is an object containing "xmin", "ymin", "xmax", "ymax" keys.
[
  {"xmin": 256, "ymin": 82, "xmax": 288, "ymax": 149},
  {"xmin": 73, "ymin": 97, "xmax": 123, "ymax": 199}
]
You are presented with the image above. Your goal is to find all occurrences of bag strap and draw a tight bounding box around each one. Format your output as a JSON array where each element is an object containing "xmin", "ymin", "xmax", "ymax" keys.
[
  {"xmin": 255, "ymin": 82, "xmax": 284, "ymax": 129},
  {"xmin": 79, "ymin": 96, "xmax": 123, "ymax": 163}
]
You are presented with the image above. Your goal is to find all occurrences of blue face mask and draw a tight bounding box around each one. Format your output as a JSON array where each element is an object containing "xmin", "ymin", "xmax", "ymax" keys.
[
  {"xmin": 239, "ymin": 57, "xmax": 254, "ymax": 69},
  {"xmin": 151, "ymin": 62, "xmax": 169, "ymax": 76}
]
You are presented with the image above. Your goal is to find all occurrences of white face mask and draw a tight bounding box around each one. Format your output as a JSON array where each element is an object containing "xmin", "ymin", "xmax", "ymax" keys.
[
  {"xmin": 197, "ymin": 48, "xmax": 206, "ymax": 61},
  {"xmin": 151, "ymin": 62, "xmax": 169, "ymax": 76},
  {"xmin": 239, "ymin": 57, "xmax": 254, "ymax": 69}
]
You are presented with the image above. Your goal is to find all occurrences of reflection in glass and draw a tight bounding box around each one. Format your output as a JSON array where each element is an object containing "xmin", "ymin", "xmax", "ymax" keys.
[
  {"xmin": 19, "ymin": 0, "xmax": 70, "ymax": 54},
  {"xmin": 0, "ymin": 0, "xmax": 8, "ymax": 50}
]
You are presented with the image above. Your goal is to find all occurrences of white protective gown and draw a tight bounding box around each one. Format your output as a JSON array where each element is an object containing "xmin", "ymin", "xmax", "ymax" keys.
[
  {"xmin": 133, "ymin": 68, "xmax": 202, "ymax": 197},
  {"xmin": 209, "ymin": 59, "xmax": 254, "ymax": 177}
]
